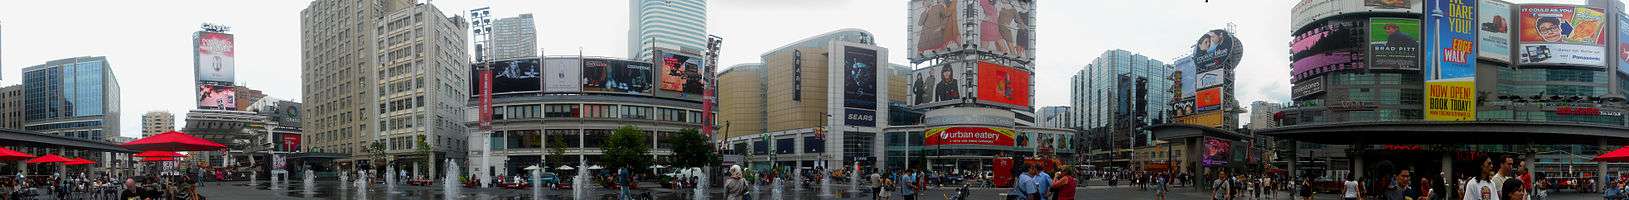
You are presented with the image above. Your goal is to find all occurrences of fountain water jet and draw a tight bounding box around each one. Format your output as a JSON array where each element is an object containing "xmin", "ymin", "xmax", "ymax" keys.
[
  {"xmin": 355, "ymin": 170, "xmax": 368, "ymax": 200},
  {"xmin": 444, "ymin": 159, "xmax": 461, "ymax": 200},
  {"xmin": 530, "ymin": 166, "xmax": 542, "ymax": 200},
  {"xmin": 386, "ymin": 165, "xmax": 400, "ymax": 194},
  {"xmin": 303, "ymin": 168, "xmax": 316, "ymax": 195}
]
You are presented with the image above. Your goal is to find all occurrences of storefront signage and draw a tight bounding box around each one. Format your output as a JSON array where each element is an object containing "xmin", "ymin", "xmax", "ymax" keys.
[{"xmin": 924, "ymin": 127, "xmax": 1017, "ymax": 146}]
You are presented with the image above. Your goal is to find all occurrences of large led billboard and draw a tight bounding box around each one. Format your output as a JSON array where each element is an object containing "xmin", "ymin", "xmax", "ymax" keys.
[
  {"xmin": 1292, "ymin": 49, "xmax": 1364, "ymax": 82},
  {"xmin": 198, "ymin": 84, "xmax": 236, "ymax": 110},
  {"xmin": 1291, "ymin": 19, "xmax": 1364, "ymax": 60},
  {"xmin": 543, "ymin": 58, "xmax": 582, "ymax": 93},
  {"xmin": 1424, "ymin": 0, "xmax": 1478, "ymax": 121},
  {"xmin": 658, "ymin": 52, "xmax": 705, "ymax": 95},
  {"xmin": 1196, "ymin": 87, "xmax": 1223, "ymax": 112},
  {"xmin": 196, "ymin": 32, "xmax": 235, "ymax": 84},
  {"xmin": 909, "ymin": 0, "xmax": 963, "ymax": 61},
  {"xmin": 1368, "ymin": 17, "xmax": 1421, "ymax": 70},
  {"xmin": 1620, "ymin": 13, "xmax": 1629, "ymax": 75},
  {"xmin": 1203, "ymin": 137, "xmax": 1231, "ymax": 167},
  {"xmin": 1518, "ymin": 5, "xmax": 1606, "ymax": 67},
  {"xmin": 1292, "ymin": 0, "xmax": 1422, "ymax": 37},
  {"xmin": 842, "ymin": 45, "xmax": 880, "ymax": 127},
  {"xmin": 976, "ymin": 61, "xmax": 1031, "ymax": 108},
  {"xmin": 910, "ymin": 63, "xmax": 969, "ymax": 108},
  {"xmin": 583, "ymin": 58, "xmax": 653, "ymax": 94},
  {"xmin": 1176, "ymin": 57, "xmax": 1197, "ymax": 98},
  {"xmin": 1478, "ymin": 0, "xmax": 1513, "ymax": 63},
  {"xmin": 975, "ymin": 0, "xmax": 1034, "ymax": 61},
  {"xmin": 923, "ymin": 127, "xmax": 1016, "ymax": 146},
  {"xmin": 1194, "ymin": 30, "xmax": 1243, "ymax": 71},
  {"xmin": 467, "ymin": 59, "xmax": 541, "ymax": 94}
]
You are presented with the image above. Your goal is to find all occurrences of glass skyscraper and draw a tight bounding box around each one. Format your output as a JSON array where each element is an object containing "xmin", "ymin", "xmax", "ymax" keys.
[
  {"xmin": 627, "ymin": 0, "xmax": 707, "ymax": 61},
  {"xmin": 1070, "ymin": 49, "xmax": 1172, "ymax": 165},
  {"xmin": 22, "ymin": 56, "xmax": 120, "ymax": 141}
]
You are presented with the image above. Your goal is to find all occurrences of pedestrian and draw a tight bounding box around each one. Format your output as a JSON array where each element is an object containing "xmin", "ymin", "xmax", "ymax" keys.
[
  {"xmin": 1465, "ymin": 157, "xmax": 1499, "ymax": 200},
  {"xmin": 1051, "ymin": 168, "xmax": 1076, "ymax": 200},
  {"xmin": 1604, "ymin": 181, "xmax": 1625, "ymax": 200},
  {"xmin": 1500, "ymin": 177, "xmax": 1526, "ymax": 200},
  {"xmin": 899, "ymin": 169, "xmax": 918, "ymax": 200},
  {"xmin": 1215, "ymin": 171, "xmax": 1232, "ymax": 200},
  {"xmin": 1385, "ymin": 168, "xmax": 1422, "ymax": 200},
  {"xmin": 1344, "ymin": 174, "xmax": 1360, "ymax": 200},
  {"xmin": 1157, "ymin": 173, "xmax": 1169, "ymax": 200},
  {"xmin": 726, "ymin": 166, "xmax": 747, "ymax": 200},
  {"xmin": 1018, "ymin": 165, "xmax": 1045, "ymax": 200}
]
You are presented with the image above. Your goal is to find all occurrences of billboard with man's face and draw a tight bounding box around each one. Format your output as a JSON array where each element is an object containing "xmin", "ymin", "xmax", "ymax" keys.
[
  {"xmin": 1518, "ymin": 5, "xmax": 1606, "ymax": 67},
  {"xmin": 1368, "ymin": 17, "xmax": 1421, "ymax": 70}
]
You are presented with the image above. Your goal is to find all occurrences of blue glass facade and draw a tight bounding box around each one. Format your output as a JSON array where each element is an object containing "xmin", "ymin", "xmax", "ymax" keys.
[
  {"xmin": 1070, "ymin": 50, "xmax": 1173, "ymax": 160},
  {"xmin": 21, "ymin": 56, "xmax": 119, "ymax": 141}
]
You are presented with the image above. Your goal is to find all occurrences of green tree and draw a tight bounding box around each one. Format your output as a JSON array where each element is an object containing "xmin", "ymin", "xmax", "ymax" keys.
[
  {"xmin": 604, "ymin": 125, "xmax": 651, "ymax": 173},
  {"xmin": 416, "ymin": 136, "xmax": 433, "ymax": 177},
  {"xmin": 666, "ymin": 128, "xmax": 718, "ymax": 169},
  {"xmin": 368, "ymin": 140, "xmax": 387, "ymax": 168},
  {"xmin": 548, "ymin": 136, "xmax": 567, "ymax": 166}
]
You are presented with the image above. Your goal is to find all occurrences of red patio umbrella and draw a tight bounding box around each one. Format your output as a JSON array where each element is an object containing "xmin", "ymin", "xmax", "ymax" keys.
[
  {"xmin": 25, "ymin": 154, "xmax": 71, "ymax": 164},
  {"xmin": 0, "ymin": 147, "xmax": 36, "ymax": 161},
  {"xmin": 122, "ymin": 131, "xmax": 226, "ymax": 151},
  {"xmin": 1594, "ymin": 146, "xmax": 1629, "ymax": 162},
  {"xmin": 140, "ymin": 157, "xmax": 176, "ymax": 162},
  {"xmin": 132, "ymin": 150, "xmax": 184, "ymax": 158},
  {"xmin": 65, "ymin": 158, "xmax": 95, "ymax": 166}
]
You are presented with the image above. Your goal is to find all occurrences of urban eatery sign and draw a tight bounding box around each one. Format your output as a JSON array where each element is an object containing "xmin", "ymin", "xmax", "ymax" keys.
[{"xmin": 924, "ymin": 127, "xmax": 1016, "ymax": 146}]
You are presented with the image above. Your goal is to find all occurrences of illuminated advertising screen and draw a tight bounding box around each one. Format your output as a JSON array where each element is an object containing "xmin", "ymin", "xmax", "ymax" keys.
[
  {"xmin": 468, "ymin": 59, "xmax": 541, "ymax": 94},
  {"xmin": 976, "ymin": 61, "xmax": 1031, "ymax": 108},
  {"xmin": 1478, "ymin": 0, "xmax": 1513, "ymax": 63},
  {"xmin": 281, "ymin": 133, "xmax": 301, "ymax": 152},
  {"xmin": 583, "ymin": 58, "xmax": 653, "ymax": 94},
  {"xmin": 976, "ymin": 0, "xmax": 1034, "ymax": 60},
  {"xmin": 1618, "ymin": 13, "xmax": 1629, "ymax": 75},
  {"xmin": 911, "ymin": 63, "xmax": 968, "ymax": 107},
  {"xmin": 1365, "ymin": 0, "xmax": 1415, "ymax": 9},
  {"xmin": 1173, "ymin": 97, "xmax": 1197, "ymax": 117},
  {"xmin": 198, "ymin": 84, "xmax": 236, "ymax": 110},
  {"xmin": 1196, "ymin": 69, "xmax": 1224, "ymax": 89},
  {"xmin": 909, "ymin": 0, "xmax": 962, "ymax": 61},
  {"xmin": 1203, "ymin": 137, "xmax": 1231, "ymax": 167},
  {"xmin": 1194, "ymin": 30, "xmax": 1243, "ymax": 71},
  {"xmin": 1291, "ymin": 20, "xmax": 1363, "ymax": 60},
  {"xmin": 543, "ymin": 58, "xmax": 582, "ymax": 93},
  {"xmin": 1424, "ymin": 0, "xmax": 1478, "ymax": 121},
  {"xmin": 1292, "ymin": 49, "xmax": 1364, "ymax": 81},
  {"xmin": 1518, "ymin": 5, "xmax": 1606, "ymax": 67},
  {"xmin": 1176, "ymin": 57, "xmax": 1197, "ymax": 98},
  {"xmin": 1293, "ymin": 0, "xmax": 1422, "ymax": 30},
  {"xmin": 1196, "ymin": 87, "xmax": 1223, "ymax": 112},
  {"xmin": 658, "ymin": 52, "xmax": 705, "ymax": 95},
  {"xmin": 923, "ymin": 127, "xmax": 1016, "ymax": 146},
  {"xmin": 843, "ymin": 45, "xmax": 879, "ymax": 127},
  {"xmin": 1368, "ymin": 17, "xmax": 1421, "ymax": 70},
  {"xmin": 196, "ymin": 32, "xmax": 235, "ymax": 84}
]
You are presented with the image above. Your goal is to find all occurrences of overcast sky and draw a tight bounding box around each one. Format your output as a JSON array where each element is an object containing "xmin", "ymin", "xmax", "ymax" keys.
[{"xmin": 0, "ymin": 0, "xmax": 1588, "ymax": 138}]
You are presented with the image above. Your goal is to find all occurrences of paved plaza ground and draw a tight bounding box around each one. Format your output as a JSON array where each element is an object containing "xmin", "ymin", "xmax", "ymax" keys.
[{"xmin": 185, "ymin": 179, "xmax": 1608, "ymax": 200}]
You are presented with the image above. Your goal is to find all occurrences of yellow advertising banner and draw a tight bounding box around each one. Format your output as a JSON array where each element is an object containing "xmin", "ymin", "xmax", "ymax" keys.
[
  {"xmin": 1177, "ymin": 111, "xmax": 1223, "ymax": 128},
  {"xmin": 1425, "ymin": 78, "xmax": 1476, "ymax": 121}
]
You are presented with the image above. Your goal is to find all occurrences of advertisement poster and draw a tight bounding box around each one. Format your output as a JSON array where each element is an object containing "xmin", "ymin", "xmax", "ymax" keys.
[
  {"xmin": 1196, "ymin": 69, "xmax": 1225, "ymax": 89},
  {"xmin": 1478, "ymin": 0, "xmax": 1512, "ymax": 62},
  {"xmin": 1203, "ymin": 137, "xmax": 1231, "ymax": 167},
  {"xmin": 1173, "ymin": 97, "xmax": 1197, "ymax": 117},
  {"xmin": 478, "ymin": 69, "xmax": 493, "ymax": 130},
  {"xmin": 911, "ymin": 63, "xmax": 967, "ymax": 106},
  {"xmin": 976, "ymin": 61, "xmax": 1031, "ymax": 108},
  {"xmin": 1425, "ymin": 79, "xmax": 1477, "ymax": 121},
  {"xmin": 1369, "ymin": 17, "xmax": 1421, "ymax": 70},
  {"xmin": 976, "ymin": 0, "xmax": 1033, "ymax": 60},
  {"xmin": 583, "ymin": 58, "xmax": 653, "ymax": 94},
  {"xmin": 1365, "ymin": 0, "xmax": 1415, "ymax": 9},
  {"xmin": 923, "ymin": 127, "xmax": 1017, "ymax": 146},
  {"xmin": 1177, "ymin": 109, "xmax": 1222, "ymax": 128},
  {"xmin": 196, "ymin": 32, "xmax": 235, "ymax": 84},
  {"xmin": 197, "ymin": 84, "xmax": 236, "ymax": 110},
  {"xmin": 1177, "ymin": 57, "xmax": 1197, "ymax": 98},
  {"xmin": 281, "ymin": 133, "xmax": 301, "ymax": 151},
  {"xmin": 543, "ymin": 58, "xmax": 582, "ymax": 93},
  {"xmin": 1424, "ymin": 0, "xmax": 1478, "ymax": 121},
  {"xmin": 1196, "ymin": 87, "xmax": 1223, "ymax": 112},
  {"xmin": 1292, "ymin": 20, "xmax": 1364, "ymax": 60},
  {"xmin": 1193, "ymin": 29, "xmax": 1243, "ymax": 71},
  {"xmin": 910, "ymin": 0, "xmax": 961, "ymax": 60},
  {"xmin": 1618, "ymin": 13, "xmax": 1629, "ymax": 75},
  {"xmin": 492, "ymin": 59, "xmax": 540, "ymax": 94},
  {"xmin": 1292, "ymin": 50, "xmax": 1363, "ymax": 81},
  {"xmin": 1518, "ymin": 5, "xmax": 1606, "ymax": 66},
  {"xmin": 844, "ymin": 46, "xmax": 878, "ymax": 110},
  {"xmin": 658, "ymin": 52, "xmax": 706, "ymax": 95}
]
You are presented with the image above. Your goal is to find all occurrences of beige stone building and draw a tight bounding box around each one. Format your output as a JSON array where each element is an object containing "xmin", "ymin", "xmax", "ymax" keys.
[{"xmin": 140, "ymin": 111, "xmax": 174, "ymax": 137}]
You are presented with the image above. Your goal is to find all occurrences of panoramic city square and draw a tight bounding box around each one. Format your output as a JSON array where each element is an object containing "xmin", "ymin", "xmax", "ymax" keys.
[{"xmin": 7, "ymin": 0, "xmax": 1629, "ymax": 199}]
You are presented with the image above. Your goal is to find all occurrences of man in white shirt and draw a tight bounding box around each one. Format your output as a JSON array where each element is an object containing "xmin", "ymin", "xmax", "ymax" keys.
[{"xmin": 1464, "ymin": 157, "xmax": 1499, "ymax": 200}]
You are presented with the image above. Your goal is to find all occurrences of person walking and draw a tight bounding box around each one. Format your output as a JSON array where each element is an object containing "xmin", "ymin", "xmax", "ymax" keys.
[
  {"xmin": 726, "ymin": 166, "xmax": 748, "ymax": 200},
  {"xmin": 899, "ymin": 169, "xmax": 918, "ymax": 200},
  {"xmin": 1344, "ymin": 175, "xmax": 1361, "ymax": 200},
  {"xmin": 1465, "ymin": 157, "xmax": 1498, "ymax": 200},
  {"xmin": 1215, "ymin": 171, "xmax": 1233, "ymax": 200},
  {"xmin": 1051, "ymin": 169, "xmax": 1077, "ymax": 200}
]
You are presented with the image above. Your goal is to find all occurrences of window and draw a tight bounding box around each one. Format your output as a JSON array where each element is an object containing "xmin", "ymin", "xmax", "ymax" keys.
[{"xmin": 545, "ymin": 104, "xmax": 580, "ymax": 118}]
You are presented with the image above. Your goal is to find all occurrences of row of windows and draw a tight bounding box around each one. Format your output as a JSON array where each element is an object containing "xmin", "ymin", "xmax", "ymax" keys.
[
  {"xmin": 1327, "ymin": 72, "xmax": 1419, "ymax": 86},
  {"xmin": 492, "ymin": 103, "xmax": 702, "ymax": 124},
  {"xmin": 487, "ymin": 129, "xmax": 677, "ymax": 150},
  {"xmin": 25, "ymin": 120, "xmax": 103, "ymax": 131}
]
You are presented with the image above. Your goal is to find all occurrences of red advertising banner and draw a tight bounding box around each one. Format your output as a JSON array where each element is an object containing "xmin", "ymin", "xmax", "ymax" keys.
[
  {"xmin": 1196, "ymin": 87, "xmax": 1223, "ymax": 111},
  {"xmin": 924, "ymin": 127, "xmax": 1016, "ymax": 146},
  {"xmin": 976, "ymin": 61, "xmax": 1031, "ymax": 108},
  {"xmin": 992, "ymin": 157, "xmax": 1013, "ymax": 187},
  {"xmin": 479, "ymin": 69, "xmax": 494, "ymax": 130},
  {"xmin": 281, "ymin": 133, "xmax": 301, "ymax": 152}
]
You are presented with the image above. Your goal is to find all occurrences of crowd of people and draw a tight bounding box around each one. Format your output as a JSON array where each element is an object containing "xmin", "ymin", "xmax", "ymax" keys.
[{"xmin": 0, "ymin": 172, "xmax": 206, "ymax": 200}]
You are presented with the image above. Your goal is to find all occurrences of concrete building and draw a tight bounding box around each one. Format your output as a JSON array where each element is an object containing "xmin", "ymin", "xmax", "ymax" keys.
[
  {"xmin": 298, "ymin": 0, "xmax": 414, "ymax": 168},
  {"xmin": 1070, "ymin": 50, "xmax": 1173, "ymax": 167},
  {"xmin": 372, "ymin": 2, "xmax": 470, "ymax": 175},
  {"xmin": 0, "ymin": 85, "xmax": 23, "ymax": 129},
  {"xmin": 141, "ymin": 111, "xmax": 174, "ymax": 137},
  {"xmin": 1037, "ymin": 106, "xmax": 1071, "ymax": 129},
  {"xmin": 1248, "ymin": 101, "xmax": 1283, "ymax": 130},
  {"xmin": 717, "ymin": 29, "xmax": 894, "ymax": 170},
  {"xmin": 490, "ymin": 14, "xmax": 536, "ymax": 61},
  {"xmin": 627, "ymin": 0, "xmax": 708, "ymax": 61},
  {"xmin": 233, "ymin": 85, "xmax": 266, "ymax": 111},
  {"xmin": 22, "ymin": 56, "xmax": 120, "ymax": 142}
]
